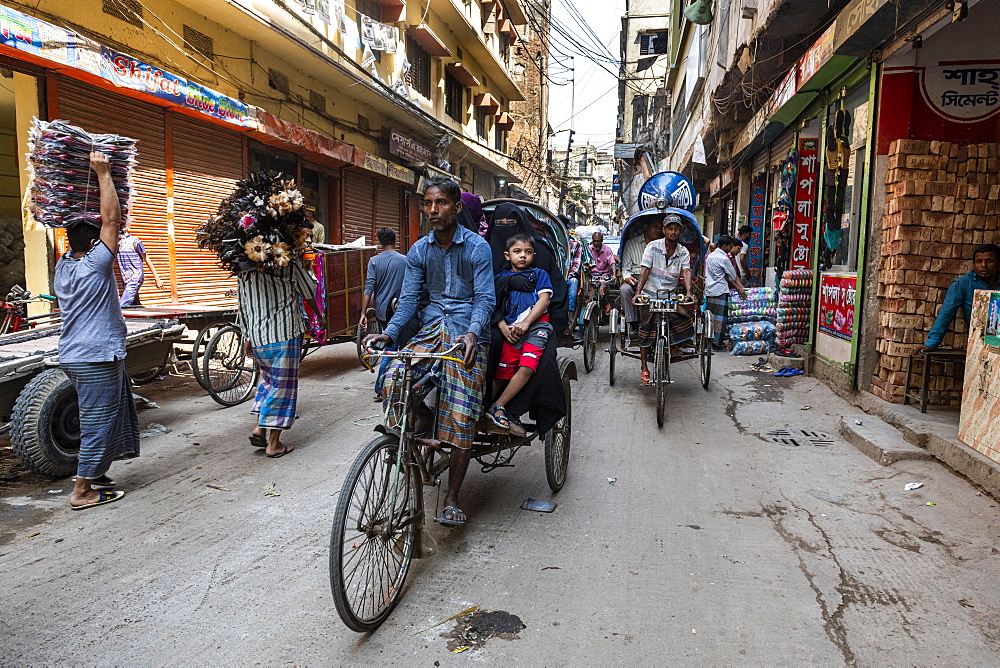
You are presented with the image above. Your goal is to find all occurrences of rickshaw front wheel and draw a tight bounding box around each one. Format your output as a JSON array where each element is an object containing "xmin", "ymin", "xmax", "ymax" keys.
[
  {"xmin": 544, "ymin": 364, "xmax": 573, "ymax": 492},
  {"xmin": 655, "ymin": 337, "xmax": 668, "ymax": 428},
  {"xmin": 700, "ymin": 313, "xmax": 713, "ymax": 389},
  {"xmin": 582, "ymin": 317, "xmax": 597, "ymax": 373}
]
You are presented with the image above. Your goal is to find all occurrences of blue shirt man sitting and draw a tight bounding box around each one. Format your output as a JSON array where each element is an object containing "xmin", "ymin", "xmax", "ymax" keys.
[{"xmin": 914, "ymin": 243, "xmax": 999, "ymax": 354}]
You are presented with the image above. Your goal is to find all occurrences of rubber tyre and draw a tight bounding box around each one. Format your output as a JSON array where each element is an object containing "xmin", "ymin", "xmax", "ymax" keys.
[
  {"xmin": 356, "ymin": 318, "xmax": 383, "ymax": 369},
  {"xmin": 582, "ymin": 318, "xmax": 597, "ymax": 373},
  {"xmin": 192, "ymin": 321, "xmax": 228, "ymax": 391},
  {"xmin": 700, "ymin": 313, "xmax": 713, "ymax": 390},
  {"xmin": 608, "ymin": 331, "xmax": 617, "ymax": 387},
  {"xmin": 203, "ymin": 325, "xmax": 259, "ymax": 407},
  {"xmin": 544, "ymin": 370, "xmax": 573, "ymax": 492},
  {"xmin": 655, "ymin": 337, "xmax": 667, "ymax": 428},
  {"xmin": 330, "ymin": 434, "xmax": 417, "ymax": 632},
  {"xmin": 129, "ymin": 349, "xmax": 170, "ymax": 386},
  {"xmin": 11, "ymin": 368, "xmax": 80, "ymax": 477}
]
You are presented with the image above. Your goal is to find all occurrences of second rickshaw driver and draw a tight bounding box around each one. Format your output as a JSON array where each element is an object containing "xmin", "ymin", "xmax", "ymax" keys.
[{"xmin": 365, "ymin": 177, "xmax": 496, "ymax": 528}]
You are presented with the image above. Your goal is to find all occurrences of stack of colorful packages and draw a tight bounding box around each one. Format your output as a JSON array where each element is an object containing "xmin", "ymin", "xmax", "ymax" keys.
[
  {"xmin": 728, "ymin": 320, "xmax": 777, "ymax": 356},
  {"xmin": 27, "ymin": 118, "xmax": 135, "ymax": 229},
  {"xmin": 727, "ymin": 286, "xmax": 777, "ymax": 322},
  {"xmin": 776, "ymin": 269, "xmax": 813, "ymax": 347}
]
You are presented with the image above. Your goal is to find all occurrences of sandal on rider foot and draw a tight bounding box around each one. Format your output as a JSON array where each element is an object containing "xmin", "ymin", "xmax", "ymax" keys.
[
  {"xmin": 506, "ymin": 416, "xmax": 528, "ymax": 438},
  {"xmin": 640, "ymin": 371, "xmax": 652, "ymax": 386},
  {"xmin": 249, "ymin": 433, "xmax": 267, "ymax": 448},
  {"xmin": 488, "ymin": 404, "xmax": 511, "ymax": 431},
  {"xmin": 438, "ymin": 505, "xmax": 466, "ymax": 527}
]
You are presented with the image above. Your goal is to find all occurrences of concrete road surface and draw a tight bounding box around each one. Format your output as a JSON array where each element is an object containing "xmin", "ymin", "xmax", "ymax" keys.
[{"xmin": 2, "ymin": 342, "xmax": 999, "ymax": 664}]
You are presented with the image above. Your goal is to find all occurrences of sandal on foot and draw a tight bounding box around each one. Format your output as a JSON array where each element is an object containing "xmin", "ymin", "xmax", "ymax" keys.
[
  {"xmin": 488, "ymin": 404, "xmax": 511, "ymax": 431},
  {"xmin": 76, "ymin": 475, "xmax": 115, "ymax": 489},
  {"xmin": 506, "ymin": 416, "xmax": 528, "ymax": 438},
  {"xmin": 438, "ymin": 505, "xmax": 466, "ymax": 527},
  {"xmin": 71, "ymin": 490, "xmax": 125, "ymax": 511},
  {"xmin": 640, "ymin": 371, "xmax": 652, "ymax": 386},
  {"xmin": 266, "ymin": 444, "xmax": 295, "ymax": 458},
  {"xmin": 249, "ymin": 433, "xmax": 267, "ymax": 448}
]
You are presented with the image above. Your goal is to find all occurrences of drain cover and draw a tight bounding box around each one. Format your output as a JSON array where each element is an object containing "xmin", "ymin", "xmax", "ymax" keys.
[{"xmin": 764, "ymin": 426, "xmax": 835, "ymax": 447}]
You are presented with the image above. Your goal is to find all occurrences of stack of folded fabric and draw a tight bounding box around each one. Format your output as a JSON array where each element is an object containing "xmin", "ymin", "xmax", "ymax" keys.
[
  {"xmin": 728, "ymin": 286, "xmax": 777, "ymax": 323},
  {"xmin": 776, "ymin": 269, "xmax": 813, "ymax": 347},
  {"xmin": 27, "ymin": 118, "xmax": 135, "ymax": 229}
]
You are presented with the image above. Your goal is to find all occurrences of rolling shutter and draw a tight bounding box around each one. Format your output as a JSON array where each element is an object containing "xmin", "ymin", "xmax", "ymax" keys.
[
  {"xmin": 769, "ymin": 127, "xmax": 797, "ymax": 169},
  {"xmin": 751, "ymin": 148, "xmax": 769, "ymax": 177},
  {"xmin": 342, "ymin": 171, "xmax": 374, "ymax": 244},
  {"xmin": 55, "ymin": 77, "xmax": 171, "ymax": 306},
  {"xmin": 374, "ymin": 179, "xmax": 402, "ymax": 249},
  {"xmin": 171, "ymin": 114, "xmax": 243, "ymax": 306}
]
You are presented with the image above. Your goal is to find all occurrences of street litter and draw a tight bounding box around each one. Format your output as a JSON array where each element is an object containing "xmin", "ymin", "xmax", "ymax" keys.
[
  {"xmin": 607, "ymin": 477, "xmax": 617, "ymax": 485},
  {"xmin": 540, "ymin": 566, "xmax": 561, "ymax": 571},
  {"xmin": 263, "ymin": 483, "xmax": 280, "ymax": 497},
  {"xmin": 27, "ymin": 531, "xmax": 40, "ymax": 537},
  {"xmin": 904, "ymin": 483, "xmax": 924, "ymax": 490},
  {"xmin": 800, "ymin": 406, "xmax": 812, "ymax": 410},
  {"xmin": 206, "ymin": 484, "xmax": 231, "ymax": 492},
  {"xmin": 722, "ymin": 554, "xmax": 745, "ymax": 564},
  {"xmin": 353, "ymin": 415, "xmax": 380, "ymax": 426},
  {"xmin": 809, "ymin": 490, "xmax": 847, "ymax": 505},
  {"xmin": 521, "ymin": 498, "xmax": 556, "ymax": 512},
  {"xmin": 131, "ymin": 393, "xmax": 159, "ymax": 409},
  {"xmin": 411, "ymin": 606, "xmax": 479, "ymax": 635},
  {"xmin": 452, "ymin": 647, "xmax": 470, "ymax": 653},
  {"xmin": 47, "ymin": 489, "xmax": 62, "ymax": 494},
  {"xmin": 692, "ymin": 629, "xmax": 697, "ymax": 634},
  {"xmin": 139, "ymin": 423, "xmax": 171, "ymax": 438},
  {"xmin": 926, "ymin": 501, "xmax": 936, "ymax": 506},
  {"xmin": 855, "ymin": 419, "xmax": 863, "ymax": 425}
]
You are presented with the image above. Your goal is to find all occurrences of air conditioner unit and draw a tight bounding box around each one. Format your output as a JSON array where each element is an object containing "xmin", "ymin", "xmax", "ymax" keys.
[{"xmin": 741, "ymin": 0, "xmax": 757, "ymax": 19}]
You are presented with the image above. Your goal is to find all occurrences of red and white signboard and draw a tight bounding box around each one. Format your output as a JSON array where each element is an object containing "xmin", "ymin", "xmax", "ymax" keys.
[{"xmin": 790, "ymin": 139, "xmax": 818, "ymax": 270}]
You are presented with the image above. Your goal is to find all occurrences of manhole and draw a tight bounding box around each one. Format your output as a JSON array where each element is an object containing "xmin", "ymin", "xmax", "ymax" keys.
[{"xmin": 763, "ymin": 426, "xmax": 835, "ymax": 447}]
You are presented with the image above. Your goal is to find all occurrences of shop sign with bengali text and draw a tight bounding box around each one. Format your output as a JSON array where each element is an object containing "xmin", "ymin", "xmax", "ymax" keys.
[
  {"xmin": 748, "ymin": 177, "xmax": 766, "ymax": 272},
  {"xmin": 389, "ymin": 130, "xmax": 433, "ymax": 163},
  {"xmin": 386, "ymin": 162, "xmax": 415, "ymax": 185},
  {"xmin": 921, "ymin": 62, "xmax": 1000, "ymax": 124},
  {"xmin": 819, "ymin": 273, "xmax": 857, "ymax": 340},
  {"xmin": 362, "ymin": 152, "xmax": 389, "ymax": 176},
  {"xmin": 791, "ymin": 138, "xmax": 818, "ymax": 270},
  {"xmin": 0, "ymin": 4, "xmax": 255, "ymax": 128}
]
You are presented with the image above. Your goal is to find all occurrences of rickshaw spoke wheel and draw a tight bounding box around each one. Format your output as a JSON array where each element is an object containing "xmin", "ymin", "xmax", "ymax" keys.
[
  {"xmin": 700, "ymin": 314, "xmax": 713, "ymax": 390},
  {"xmin": 356, "ymin": 318, "xmax": 383, "ymax": 369},
  {"xmin": 330, "ymin": 434, "xmax": 417, "ymax": 632},
  {"xmin": 655, "ymin": 337, "xmax": 667, "ymax": 428},
  {"xmin": 203, "ymin": 325, "xmax": 259, "ymax": 407},
  {"xmin": 545, "ymin": 371, "xmax": 573, "ymax": 492},
  {"xmin": 582, "ymin": 318, "xmax": 597, "ymax": 373},
  {"xmin": 608, "ymin": 309, "xmax": 619, "ymax": 387}
]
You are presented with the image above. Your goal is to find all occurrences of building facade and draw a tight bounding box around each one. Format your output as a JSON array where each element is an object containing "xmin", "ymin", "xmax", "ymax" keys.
[{"xmin": 3, "ymin": 0, "xmax": 530, "ymax": 306}]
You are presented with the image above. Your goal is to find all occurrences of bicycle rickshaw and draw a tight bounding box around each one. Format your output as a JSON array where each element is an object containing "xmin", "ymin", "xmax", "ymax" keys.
[
  {"xmin": 329, "ymin": 201, "xmax": 577, "ymax": 632},
  {"xmin": 607, "ymin": 205, "xmax": 714, "ymax": 426}
]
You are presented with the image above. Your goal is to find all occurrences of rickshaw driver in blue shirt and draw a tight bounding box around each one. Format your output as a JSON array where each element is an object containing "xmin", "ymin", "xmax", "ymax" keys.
[
  {"xmin": 365, "ymin": 177, "xmax": 496, "ymax": 528},
  {"xmin": 632, "ymin": 215, "xmax": 694, "ymax": 386}
]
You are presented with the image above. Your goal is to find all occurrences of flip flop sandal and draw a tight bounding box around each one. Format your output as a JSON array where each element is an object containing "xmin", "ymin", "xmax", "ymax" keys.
[
  {"xmin": 506, "ymin": 417, "xmax": 529, "ymax": 438},
  {"xmin": 640, "ymin": 371, "xmax": 652, "ymax": 386},
  {"xmin": 71, "ymin": 490, "xmax": 125, "ymax": 511},
  {"xmin": 267, "ymin": 444, "xmax": 295, "ymax": 458},
  {"xmin": 488, "ymin": 404, "xmax": 511, "ymax": 430},
  {"xmin": 786, "ymin": 368, "xmax": 805, "ymax": 376},
  {"xmin": 438, "ymin": 505, "xmax": 466, "ymax": 527},
  {"xmin": 76, "ymin": 475, "xmax": 116, "ymax": 489},
  {"xmin": 249, "ymin": 434, "xmax": 267, "ymax": 448},
  {"xmin": 774, "ymin": 367, "xmax": 791, "ymax": 376}
]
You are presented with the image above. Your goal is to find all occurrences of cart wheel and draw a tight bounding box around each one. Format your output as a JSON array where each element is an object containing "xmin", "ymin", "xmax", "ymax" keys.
[
  {"xmin": 11, "ymin": 368, "xmax": 80, "ymax": 477},
  {"xmin": 655, "ymin": 337, "xmax": 667, "ymax": 428},
  {"xmin": 582, "ymin": 317, "xmax": 597, "ymax": 373},
  {"xmin": 130, "ymin": 348, "xmax": 171, "ymax": 385},
  {"xmin": 330, "ymin": 434, "xmax": 417, "ymax": 632},
  {"xmin": 545, "ymin": 363, "xmax": 574, "ymax": 492},
  {"xmin": 356, "ymin": 315, "xmax": 383, "ymax": 369},
  {"xmin": 192, "ymin": 321, "xmax": 228, "ymax": 391},
  {"xmin": 203, "ymin": 325, "xmax": 259, "ymax": 407},
  {"xmin": 700, "ymin": 314, "xmax": 713, "ymax": 390},
  {"xmin": 608, "ymin": 309, "xmax": 619, "ymax": 386}
]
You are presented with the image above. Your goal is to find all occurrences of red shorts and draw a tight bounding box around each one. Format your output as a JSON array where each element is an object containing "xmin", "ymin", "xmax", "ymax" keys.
[{"xmin": 496, "ymin": 340, "xmax": 545, "ymax": 380}]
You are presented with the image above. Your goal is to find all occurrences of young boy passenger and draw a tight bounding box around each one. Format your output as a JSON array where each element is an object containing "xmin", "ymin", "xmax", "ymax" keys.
[{"xmin": 490, "ymin": 234, "xmax": 553, "ymax": 437}]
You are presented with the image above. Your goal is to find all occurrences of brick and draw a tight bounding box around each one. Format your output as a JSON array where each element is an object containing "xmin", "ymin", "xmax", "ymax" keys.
[
  {"xmin": 892, "ymin": 180, "xmax": 925, "ymax": 197},
  {"xmin": 891, "ymin": 225, "xmax": 931, "ymax": 242},
  {"xmin": 926, "ymin": 181, "xmax": 958, "ymax": 197},
  {"xmin": 893, "ymin": 139, "xmax": 931, "ymax": 154},
  {"xmin": 905, "ymin": 154, "xmax": 937, "ymax": 170},
  {"xmin": 884, "ymin": 284, "xmax": 928, "ymax": 300},
  {"xmin": 919, "ymin": 241, "xmax": 950, "ymax": 257}
]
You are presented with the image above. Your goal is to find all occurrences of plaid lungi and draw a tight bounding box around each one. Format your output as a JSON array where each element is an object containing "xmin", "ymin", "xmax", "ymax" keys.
[
  {"xmin": 61, "ymin": 360, "xmax": 140, "ymax": 479},
  {"xmin": 705, "ymin": 294, "xmax": 730, "ymax": 345},
  {"xmin": 383, "ymin": 321, "xmax": 487, "ymax": 450},
  {"xmin": 252, "ymin": 337, "xmax": 302, "ymax": 430},
  {"xmin": 637, "ymin": 304, "xmax": 695, "ymax": 349}
]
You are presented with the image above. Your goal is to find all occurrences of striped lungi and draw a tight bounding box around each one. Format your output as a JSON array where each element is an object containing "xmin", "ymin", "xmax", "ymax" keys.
[
  {"xmin": 705, "ymin": 294, "xmax": 730, "ymax": 345},
  {"xmin": 251, "ymin": 337, "xmax": 302, "ymax": 430},
  {"xmin": 383, "ymin": 321, "xmax": 487, "ymax": 450},
  {"xmin": 61, "ymin": 360, "xmax": 140, "ymax": 480},
  {"xmin": 637, "ymin": 304, "xmax": 695, "ymax": 349}
]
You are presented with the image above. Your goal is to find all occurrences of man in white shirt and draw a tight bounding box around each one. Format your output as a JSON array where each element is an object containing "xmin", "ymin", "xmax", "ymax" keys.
[
  {"xmin": 619, "ymin": 216, "xmax": 663, "ymax": 341},
  {"xmin": 705, "ymin": 235, "xmax": 748, "ymax": 350},
  {"xmin": 736, "ymin": 225, "xmax": 755, "ymax": 285}
]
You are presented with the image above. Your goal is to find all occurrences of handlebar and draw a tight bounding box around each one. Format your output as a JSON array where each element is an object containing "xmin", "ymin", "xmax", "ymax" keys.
[{"xmin": 363, "ymin": 340, "xmax": 467, "ymax": 363}]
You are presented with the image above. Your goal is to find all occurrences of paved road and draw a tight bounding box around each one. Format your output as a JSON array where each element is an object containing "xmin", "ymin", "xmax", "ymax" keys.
[{"xmin": 2, "ymin": 341, "xmax": 999, "ymax": 664}]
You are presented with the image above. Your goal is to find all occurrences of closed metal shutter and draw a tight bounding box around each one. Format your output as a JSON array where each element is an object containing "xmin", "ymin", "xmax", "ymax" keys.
[
  {"xmin": 770, "ymin": 127, "xmax": 797, "ymax": 169},
  {"xmin": 751, "ymin": 148, "xmax": 769, "ymax": 177},
  {"xmin": 171, "ymin": 114, "xmax": 243, "ymax": 306},
  {"xmin": 56, "ymin": 77, "xmax": 171, "ymax": 305},
  {"xmin": 374, "ymin": 179, "xmax": 402, "ymax": 249},
  {"xmin": 343, "ymin": 171, "xmax": 374, "ymax": 244}
]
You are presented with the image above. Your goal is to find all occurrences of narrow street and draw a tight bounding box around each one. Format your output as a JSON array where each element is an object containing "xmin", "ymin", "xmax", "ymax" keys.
[{"xmin": 2, "ymin": 341, "xmax": 998, "ymax": 664}]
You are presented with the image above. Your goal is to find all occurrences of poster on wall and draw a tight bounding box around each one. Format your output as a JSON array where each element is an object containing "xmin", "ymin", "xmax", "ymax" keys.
[
  {"xmin": 791, "ymin": 138, "xmax": 818, "ymax": 270},
  {"xmin": 819, "ymin": 273, "xmax": 857, "ymax": 341},
  {"xmin": 748, "ymin": 176, "xmax": 766, "ymax": 280},
  {"xmin": 986, "ymin": 292, "xmax": 1000, "ymax": 347}
]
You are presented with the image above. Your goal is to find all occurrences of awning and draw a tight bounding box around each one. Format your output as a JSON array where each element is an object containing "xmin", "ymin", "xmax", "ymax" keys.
[
  {"xmin": 251, "ymin": 109, "xmax": 354, "ymax": 168},
  {"xmin": 474, "ymin": 93, "xmax": 500, "ymax": 112},
  {"xmin": 495, "ymin": 111, "xmax": 514, "ymax": 130},
  {"xmin": 407, "ymin": 25, "xmax": 452, "ymax": 57},
  {"xmin": 446, "ymin": 62, "xmax": 481, "ymax": 87}
]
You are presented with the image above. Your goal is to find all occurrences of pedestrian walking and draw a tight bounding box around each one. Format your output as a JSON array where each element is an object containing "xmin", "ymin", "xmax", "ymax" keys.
[
  {"xmin": 117, "ymin": 224, "xmax": 165, "ymax": 307},
  {"xmin": 56, "ymin": 152, "xmax": 138, "ymax": 510},
  {"xmin": 705, "ymin": 235, "xmax": 748, "ymax": 350},
  {"xmin": 361, "ymin": 227, "xmax": 407, "ymax": 399}
]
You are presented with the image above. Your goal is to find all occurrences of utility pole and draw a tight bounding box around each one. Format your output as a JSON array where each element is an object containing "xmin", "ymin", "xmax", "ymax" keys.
[{"xmin": 557, "ymin": 128, "xmax": 575, "ymax": 215}]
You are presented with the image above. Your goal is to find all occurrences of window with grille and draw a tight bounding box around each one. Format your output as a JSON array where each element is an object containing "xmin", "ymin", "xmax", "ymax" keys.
[
  {"xmin": 310, "ymin": 90, "xmax": 327, "ymax": 112},
  {"xmin": 183, "ymin": 25, "xmax": 214, "ymax": 62},
  {"xmin": 495, "ymin": 129, "xmax": 506, "ymax": 152},
  {"xmin": 103, "ymin": 0, "xmax": 143, "ymax": 28},
  {"xmin": 445, "ymin": 73, "xmax": 464, "ymax": 122},
  {"xmin": 475, "ymin": 106, "xmax": 487, "ymax": 138},
  {"xmin": 639, "ymin": 31, "xmax": 668, "ymax": 56},
  {"xmin": 268, "ymin": 68, "xmax": 289, "ymax": 94},
  {"xmin": 406, "ymin": 36, "xmax": 431, "ymax": 99},
  {"xmin": 355, "ymin": 0, "xmax": 381, "ymax": 20}
]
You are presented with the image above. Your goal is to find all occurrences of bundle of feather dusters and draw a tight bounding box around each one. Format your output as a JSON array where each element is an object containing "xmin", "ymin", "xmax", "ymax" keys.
[{"xmin": 196, "ymin": 171, "xmax": 311, "ymax": 274}]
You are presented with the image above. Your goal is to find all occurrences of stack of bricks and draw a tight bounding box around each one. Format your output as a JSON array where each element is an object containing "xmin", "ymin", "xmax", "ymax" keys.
[{"xmin": 871, "ymin": 139, "xmax": 1000, "ymax": 405}]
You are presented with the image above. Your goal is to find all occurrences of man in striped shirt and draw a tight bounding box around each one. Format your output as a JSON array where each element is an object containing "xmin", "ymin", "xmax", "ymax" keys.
[{"xmin": 238, "ymin": 259, "xmax": 323, "ymax": 458}]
